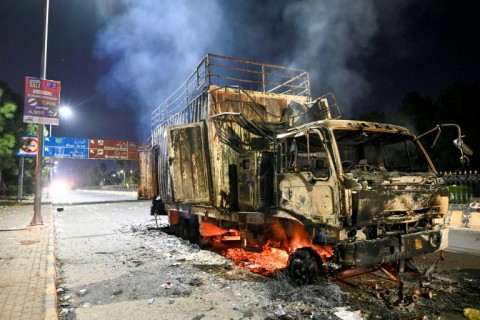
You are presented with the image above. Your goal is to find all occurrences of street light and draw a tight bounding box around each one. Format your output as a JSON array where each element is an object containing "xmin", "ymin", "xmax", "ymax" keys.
[
  {"xmin": 119, "ymin": 170, "xmax": 125, "ymax": 185},
  {"xmin": 59, "ymin": 105, "xmax": 72, "ymax": 117},
  {"xmin": 49, "ymin": 105, "xmax": 72, "ymax": 137}
]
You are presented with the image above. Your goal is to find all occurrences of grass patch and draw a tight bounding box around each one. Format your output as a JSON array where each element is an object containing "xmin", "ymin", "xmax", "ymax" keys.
[{"xmin": 447, "ymin": 185, "xmax": 472, "ymax": 204}]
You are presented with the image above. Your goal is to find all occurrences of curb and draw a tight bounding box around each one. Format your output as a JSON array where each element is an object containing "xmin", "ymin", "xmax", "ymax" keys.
[
  {"xmin": 44, "ymin": 204, "xmax": 58, "ymax": 320},
  {"xmin": 448, "ymin": 209, "xmax": 480, "ymax": 230}
]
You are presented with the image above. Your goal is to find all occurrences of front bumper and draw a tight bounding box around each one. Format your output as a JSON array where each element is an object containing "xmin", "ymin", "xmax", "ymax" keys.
[{"xmin": 337, "ymin": 228, "xmax": 449, "ymax": 267}]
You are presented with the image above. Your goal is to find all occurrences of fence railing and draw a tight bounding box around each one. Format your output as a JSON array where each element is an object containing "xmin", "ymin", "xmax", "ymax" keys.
[
  {"xmin": 150, "ymin": 54, "xmax": 311, "ymax": 130},
  {"xmin": 440, "ymin": 171, "xmax": 480, "ymax": 204},
  {"xmin": 77, "ymin": 185, "xmax": 138, "ymax": 193}
]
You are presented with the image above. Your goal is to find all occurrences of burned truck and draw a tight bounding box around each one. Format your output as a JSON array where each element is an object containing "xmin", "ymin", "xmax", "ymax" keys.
[{"xmin": 142, "ymin": 54, "xmax": 456, "ymax": 283}]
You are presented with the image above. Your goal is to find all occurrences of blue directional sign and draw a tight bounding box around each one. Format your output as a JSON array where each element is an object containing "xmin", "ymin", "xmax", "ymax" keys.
[
  {"xmin": 42, "ymin": 136, "xmax": 142, "ymax": 160},
  {"xmin": 43, "ymin": 137, "xmax": 89, "ymax": 159},
  {"xmin": 43, "ymin": 147, "xmax": 89, "ymax": 159},
  {"xmin": 44, "ymin": 137, "xmax": 88, "ymax": 148}
]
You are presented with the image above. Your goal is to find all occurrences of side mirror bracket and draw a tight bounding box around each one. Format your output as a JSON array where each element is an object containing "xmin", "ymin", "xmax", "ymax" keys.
[{"xmin": 416, "ymin": 123, "xmax": 473, "ymax": 168}]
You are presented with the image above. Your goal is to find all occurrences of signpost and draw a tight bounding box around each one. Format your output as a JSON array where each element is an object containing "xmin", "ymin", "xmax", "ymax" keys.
[
  {"xmin": 43, "ymin": 137, "xmax": 89, "ymax": 159},
  {"xmin": 17, "ymin": 134, "xmax": 143, "ymax": 204},
  {"xmin": 17, "ymin": 136, "xmax": 39, "ymax": 156},
  {"xmin": 23, "ymin": 77, "xmax": 61, "ymax": 125},
  {"xmin": 16, "ymin": 136, "xmax": 40, "ymax": 200},
  {"xmin": 41, "ymin": 136, "xmax": 142, "ymax": 160}
]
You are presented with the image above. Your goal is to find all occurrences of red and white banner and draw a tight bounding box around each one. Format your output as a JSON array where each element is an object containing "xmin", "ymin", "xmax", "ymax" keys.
[{"xmin": 23, "ymin": 76, "xmax": 61, "ymax": 125}]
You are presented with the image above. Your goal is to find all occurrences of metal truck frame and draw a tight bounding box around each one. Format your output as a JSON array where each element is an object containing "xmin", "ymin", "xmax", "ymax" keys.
[{"xmin": 143, "ymin": 54, "xmax": 451, "ymax": 284}]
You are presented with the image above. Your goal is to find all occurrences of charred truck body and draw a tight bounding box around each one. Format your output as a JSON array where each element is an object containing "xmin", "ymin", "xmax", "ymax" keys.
[{"xmin": 142, "ymin": 54, "xmax": 449, "ymax": 283}]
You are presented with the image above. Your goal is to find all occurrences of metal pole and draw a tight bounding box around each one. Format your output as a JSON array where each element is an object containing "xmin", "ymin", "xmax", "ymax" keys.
[
  {"xmin": 17, "ymin": 157, "xmax": 24, "ymax": 201},
  {"xmin": 46, "ymin": 125, "xmax": 52, "ymax": 200},
  {"xmin": 31, "ymin": 0, "xmax": 50, "ymax": 225}
]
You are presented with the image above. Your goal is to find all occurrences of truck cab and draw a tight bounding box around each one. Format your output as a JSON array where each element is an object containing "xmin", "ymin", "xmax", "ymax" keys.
[{"xmin": 273, "ymin": 119, "xmax": 449, "ymax": 270}]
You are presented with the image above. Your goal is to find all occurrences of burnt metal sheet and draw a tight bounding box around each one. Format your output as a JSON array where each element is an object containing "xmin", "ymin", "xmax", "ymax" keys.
[
  {"xmin": 354, "ymin": 186, "xmax": 447, "ymax": 227},
  {"xmin": 278, "ymin": 172, "xmax": 336, "ymax": 225},
  {"xmin": 337, "ymin": 236, "xmax": 400, "ymax": 267},
  {"xmin": 137, "ymin": 149, "xmax": 157, "ymax": 199},
  {"xmin": 210, "ymin": 86, "xmax": 309, "ymax": 122},
  {"xmin": 337, "ymin": 229, "xmax": 444, "ymax": 267},
  {"xmin": 401, "ymin": 230, "xmax": 443, "ymax": 257},
  {"xmin": 168, "ymin": 122, "xmax": 211, "ymax": 203}
]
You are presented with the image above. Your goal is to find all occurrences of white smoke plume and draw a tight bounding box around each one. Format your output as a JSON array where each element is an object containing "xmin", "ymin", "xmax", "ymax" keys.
[{"xmin": 94, "ymin": 0, "xmax": 413, "ymax": 139}]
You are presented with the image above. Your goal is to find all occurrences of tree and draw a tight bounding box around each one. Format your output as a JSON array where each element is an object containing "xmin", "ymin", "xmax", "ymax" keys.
[
  {"xmin": 115, "ymin": 160, "xmax": 126, "ymax": 172},
  {"xmin": 99, "ymin": 162, "xmax": 107, "ymax": 176},
  {"xmin": 356, "ymin": 83, "xmax": 479, "ymax": 172},
  {"xmin": 395, "ymin": 84, "xmax": 479, "ymax": 171},
  {"xmin": 99, "ymin": 162, "xmax": 107, "ymax": 185},
  {"xmin": 433, "ymin": 82, "xmax": 480, "ymax": 171},
  {"xmin": 0, "ymin": 82, "xmax": 36, "ymax": 195},
  {"xmin": 396, "ymin": 91, "xmax": 434, "ymax": 135}
]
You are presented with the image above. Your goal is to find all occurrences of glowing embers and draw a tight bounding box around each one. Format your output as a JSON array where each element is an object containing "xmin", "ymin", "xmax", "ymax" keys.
[
  {"xmin": 218, "ymin": 218, "xmax": 334, "ymax": 278},
  {"xmin": 201, "ymin": 220, "xmax": 230, "ymax": 237},
  {"xmin": 222, "ymin": 242, "xmax": 290, "ymax": 277}
]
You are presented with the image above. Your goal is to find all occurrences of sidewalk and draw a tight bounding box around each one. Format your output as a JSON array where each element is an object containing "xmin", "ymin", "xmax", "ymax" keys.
[{"xmin": 0, "ymin": 203, "xmax": 57, "ymax": 320}]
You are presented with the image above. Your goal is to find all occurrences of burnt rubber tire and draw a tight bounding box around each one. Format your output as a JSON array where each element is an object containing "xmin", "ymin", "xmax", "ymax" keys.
[
  {"xmin": 174, "ymin": 219, "xmax": 186, "ymax": 239},
  {"xmin": 187, "ymin": 223, "xmax": 200, "ymax": 244},
  {"xmin": 288, "ymin": 249, "xmax": 320, "ymax": 285},
  {"xmin": 179, "ymin": 219, "xmax": 190, "ymax": 241}
]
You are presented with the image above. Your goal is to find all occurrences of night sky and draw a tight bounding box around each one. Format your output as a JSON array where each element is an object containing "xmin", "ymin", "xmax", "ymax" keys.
[{"xmin": 1, "ymin": 0, "xmax": 479, "ymax": 143}]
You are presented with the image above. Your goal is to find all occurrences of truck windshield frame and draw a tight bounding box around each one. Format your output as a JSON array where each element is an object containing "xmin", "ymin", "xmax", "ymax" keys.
[
  {"xmin": 333, "ymin": 129, "xmax": 430, "ymax": 173},
  {"xmin": 278, "ymin": 130, "xmax": 330, "ymax": 178}
]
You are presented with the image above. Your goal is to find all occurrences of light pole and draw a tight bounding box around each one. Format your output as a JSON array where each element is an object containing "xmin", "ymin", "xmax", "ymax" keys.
[
  {"xmin": 120, "ymin": 170, "xmax": 125, "ymax": 185},
  {"xmin": 32, "ymin": 0, "xmax": 50, "ymax": 226}
]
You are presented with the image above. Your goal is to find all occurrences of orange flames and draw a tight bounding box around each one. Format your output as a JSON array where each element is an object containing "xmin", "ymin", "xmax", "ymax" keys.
[
  {"xmin": 222, "ymin": 242, "xmax": 290, "ymax": 277},
  {"xmin": 214, "ymin": 218, "xmax": 334, "ymax": 277}
]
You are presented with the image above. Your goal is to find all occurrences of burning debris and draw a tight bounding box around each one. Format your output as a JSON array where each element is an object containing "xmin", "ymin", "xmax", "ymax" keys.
[{"xmin": 221, "ymin": 243, "xmax": 289, "ymax": 277}]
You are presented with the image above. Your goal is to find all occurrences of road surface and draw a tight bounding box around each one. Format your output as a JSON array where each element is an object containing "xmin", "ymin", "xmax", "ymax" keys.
[
  {"xmin": 50, "ymin": 189, "xmax": 137, "ymax": 205},
  {"xmin": 52, "ymin": 190, "xmax": 480, "ymax": 319}
]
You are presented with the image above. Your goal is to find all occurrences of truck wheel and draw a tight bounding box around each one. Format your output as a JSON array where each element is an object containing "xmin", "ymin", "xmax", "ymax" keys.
[
  {"xmin": 288, "ymin": 249, "xmax": 320, "ymax": 285},
  {"xmin": 188, "ymin": 225, "xmax": 200, "ymax": 244},
  {"xmin": 179, "ymin": 219, "xmax": 189, "ymax": 241}
]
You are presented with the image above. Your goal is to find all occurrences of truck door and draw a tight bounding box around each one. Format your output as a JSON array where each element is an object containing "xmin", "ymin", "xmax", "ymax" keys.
[
  {"xmin": 168, "ymin": 122, "xmax": 211, "ymax": 204},
  {"xmin": 277, "ymin": 129, "xmax": 338, "ymax": 226}
]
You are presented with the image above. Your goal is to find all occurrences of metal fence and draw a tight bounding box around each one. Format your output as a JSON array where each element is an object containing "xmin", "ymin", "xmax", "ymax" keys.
[
  {"xmin": 441, "ymin": 171, "xmax": 480, "ymax": 204},
  {"xmin": 150, "ymin": 54, "xmax": 311, "ymax": 130},
  {"xmin": 77, "ymin": 185, "xmax": 138, "ymax": 192}
]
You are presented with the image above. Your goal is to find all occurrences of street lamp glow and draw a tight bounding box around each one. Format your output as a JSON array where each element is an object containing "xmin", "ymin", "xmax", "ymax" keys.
[
  {"xmin": 119, "ymin": 170, "xmax": 126, "ymax": 185},
  {"xmin": 59, "ymin": 105, "xmax": 72, "ymax": 117},
  {"xmin": 50, "ymin": 105, "xmax": 73, "ymax": 137}
]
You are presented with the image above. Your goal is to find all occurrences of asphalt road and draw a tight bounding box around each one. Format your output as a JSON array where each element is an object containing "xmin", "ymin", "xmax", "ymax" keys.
[
  {"xmin": 51, "ymin": 189, "xmax": 480, "ymax": 256},
  {"xmin": 52, "ymin": 190, "xmax": 480, "ymax": 319},
  {"xmin": 53, "ymin": 192, "xmax": 281, "ymax": 320},
  {"xmin": 50, "ymin": 189, "xmax": 138, "ymax": 205},
  {"xmin": 447, "ymin": 228, "xmax": 480, "ymax": 256}
]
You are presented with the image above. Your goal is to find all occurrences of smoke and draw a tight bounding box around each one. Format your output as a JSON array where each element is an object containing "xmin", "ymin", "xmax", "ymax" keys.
[
  {"xmin": 93, "ymin": 0, "xmax": 231, "ymax": 139},
  {"xmin": 94, "ymin": 0, "xmax": 413, "ymax": 139},
  {"xmin": 280, "ymin": 1, "xmax": 378, "ymax": 109}
]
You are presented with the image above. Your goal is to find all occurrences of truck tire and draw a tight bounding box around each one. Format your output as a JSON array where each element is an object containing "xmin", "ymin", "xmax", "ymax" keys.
[
  {"xmin": 179, "ymin": 218, "xmax": 189, "ymax": 241},
  {"xmin": 177, "ymin": 217, "xmax": 200, "ymax": 244},
  {"xmin": 187, "ymin": 224, "xmax": 200, "ymax": 244},
  {"xmin": 288, "ymin": 249, "xmax": 321, "ymax": 285}
]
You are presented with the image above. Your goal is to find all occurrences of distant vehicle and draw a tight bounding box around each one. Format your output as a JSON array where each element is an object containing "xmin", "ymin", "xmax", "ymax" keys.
[{"xmin": 139, "ymin": 54, "xmax": 469, "ymax": 284}]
